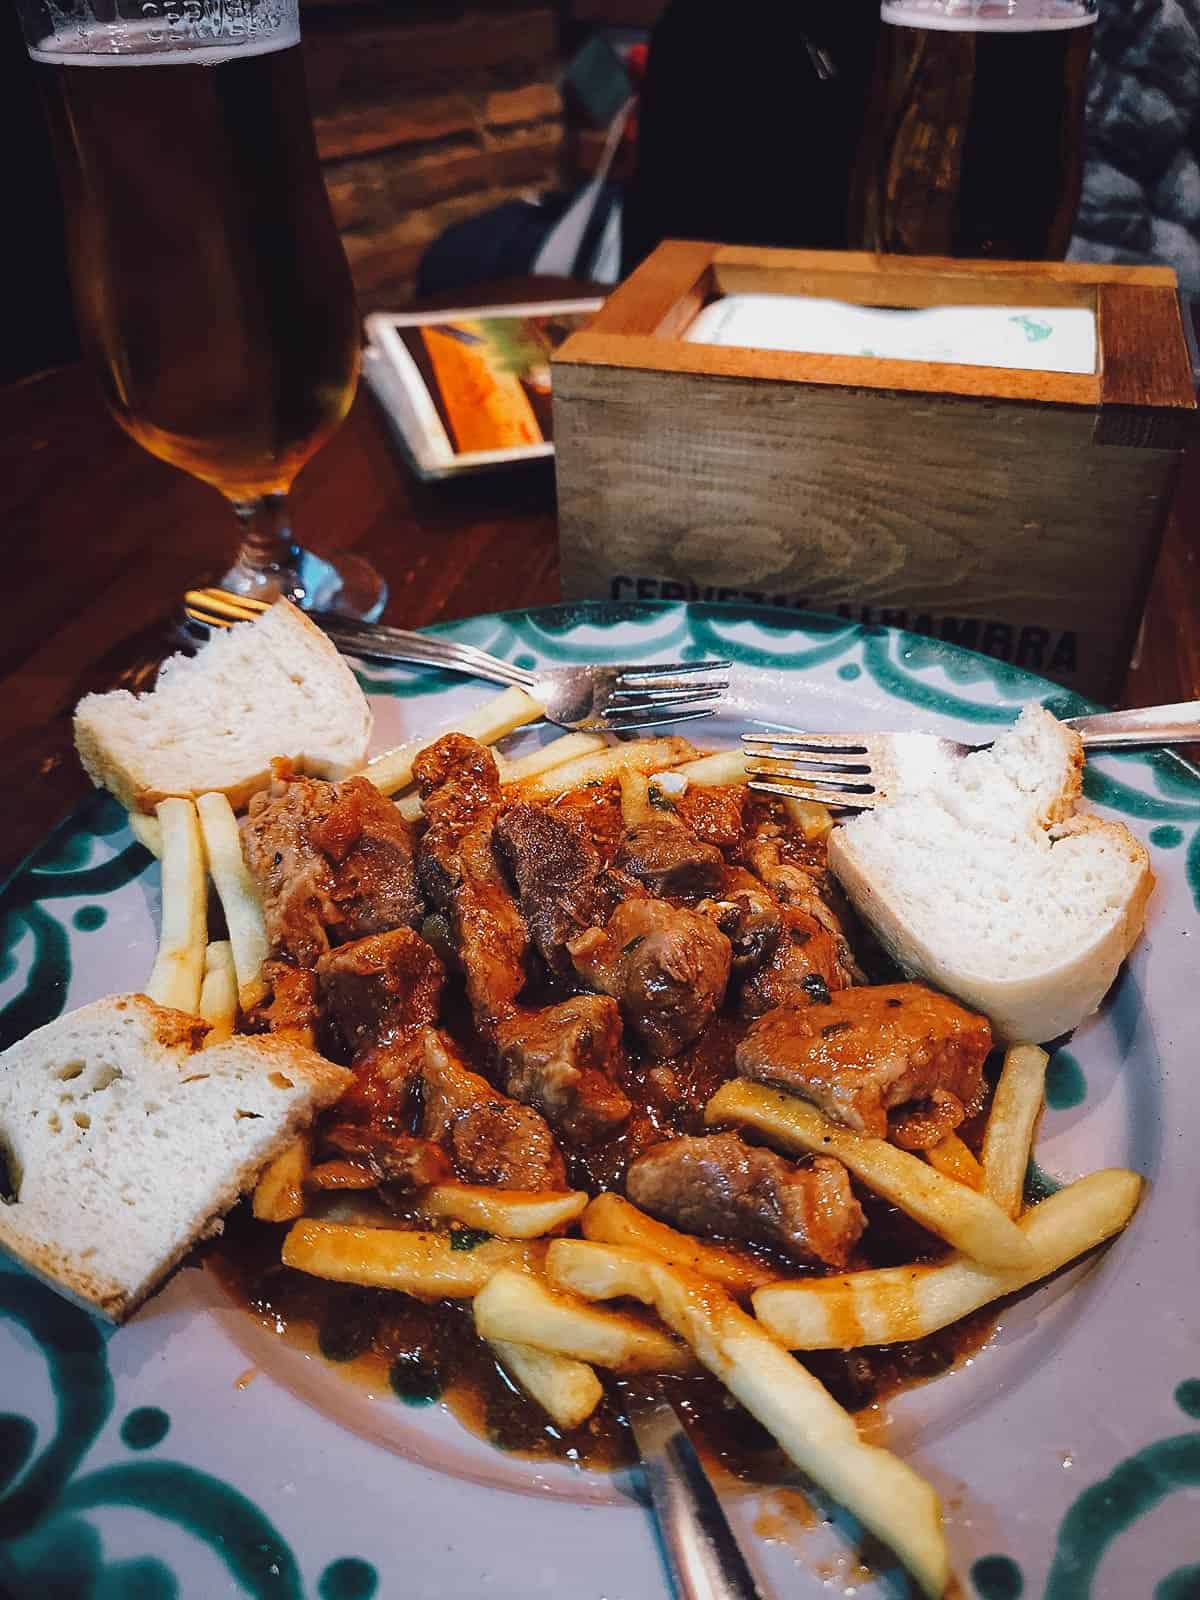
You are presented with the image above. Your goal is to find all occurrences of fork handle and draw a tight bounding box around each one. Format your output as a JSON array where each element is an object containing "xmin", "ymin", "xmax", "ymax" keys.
[
  {"xmin": 310, "ymin": 610, "xmax": 537, "ymax": 690},
  {"xmin": 1062, "ymin": 700, "xmax": 1200, "ymax": 748}
]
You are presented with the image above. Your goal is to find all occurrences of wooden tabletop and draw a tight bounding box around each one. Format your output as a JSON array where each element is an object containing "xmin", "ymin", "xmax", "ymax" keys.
[{"xmin": 1, "ymin": 311, "xmax": 1197, "ymax": 883}]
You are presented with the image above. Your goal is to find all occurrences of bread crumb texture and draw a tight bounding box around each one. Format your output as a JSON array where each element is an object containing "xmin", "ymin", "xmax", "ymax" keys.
[
  {"xmin": 828, "ymin": 705, "xmax": 1152, "ymax": 1041},
  {"xmin": 0, "ymin": 993, "xmax": 350, "ymax": 1320}
]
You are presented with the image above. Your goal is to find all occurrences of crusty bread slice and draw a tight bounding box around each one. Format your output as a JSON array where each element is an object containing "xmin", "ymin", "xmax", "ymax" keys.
[
  {"xmin": 827, "ymin": 705, "xmax": 1153, "ymax": 1044},
  {"xmin": 74, "ymin": 599, "xmax": 372, "ymax": 813},
  {"xmin": 0, "ymin": 994, "xmax": 351, "ymax": 1321}
]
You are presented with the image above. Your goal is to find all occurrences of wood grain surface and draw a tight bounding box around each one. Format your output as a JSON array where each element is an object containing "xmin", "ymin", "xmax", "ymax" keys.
[
  {"xmin": 0, "ymin": 278, "xmax": 1196, "ymax": 881},
  {"xmin": 554, "ymin": 355, "xmax": 1181, "ymax": 700}
]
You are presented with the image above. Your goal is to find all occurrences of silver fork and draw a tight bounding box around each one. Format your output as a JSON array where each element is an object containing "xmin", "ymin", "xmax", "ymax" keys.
[
  {"xmin": 184, "ymin": 588, "xmax": 731, "ymax": 733},
  {"xmin": 743, "ymin": 701, "xmax": 1200, "ymax": 809}
]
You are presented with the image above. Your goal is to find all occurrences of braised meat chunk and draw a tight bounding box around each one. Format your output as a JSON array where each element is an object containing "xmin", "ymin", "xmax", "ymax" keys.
[
  {"xmin": 494, "ymin": 804, "xmax": 617, "ymax": 975},
  {"xmin": 569, "ymin": 898, "xmax": 732, "ymax": 1058},
  {"xmin": 242, "ymin": 778, "xmax": 337, "ymax": 965},
  {"xmin": 419, "ymin": 1030, "xmax": 567, "ymax": 1190},
  {"xmin": 242, "ymin": 774, "xmax": 422, "ymax": 965},
  {"xmin": 334, "ymin": 1037, "xmax": 424, "ymax": 1126},
  {"xmin": 316, "ymin": 929, "xmax": 445, "ymax": 1055},
  {"xmin": 625, "ymin": 1132, "xmax": 864, "ymax": 1267},
  {"xmin": 699, "ymin": 868, "xmax": 784, "ymax": 971},
  {"xmin": 416, "ymin": 736, "xmax": 528, "ymax": 1032},
  {"xmin": 674, "ymin": 784, "xmax": 747, "ymax": 851},
  {"xmin": 497, "ymin": 995, "xmax": 632, "ymax": 1143},
  {"xmin": 889, "ymin": 1090, "xmax": 970, "ymax": 1152},
  {"xmin": 700, "ymin": 855, "xmax": 852, "ymax": 1017},
  {"xmin": 614, "ymin": 771, "xmax": 726, "ymax": 898},
  {"xmin": 743, "ymin": 834, "xmax": 863, "ymax": 987},
  {"xmin": 251, "ymin": 960, "xmax": 320, "ymax": 1046},
  {"xmin": 739, "ymin": 906, "xmax": 847, "ymax": 1019},
  {"xmin": 316, "ymin": 777, "xmax": 425, "ymax": 938},
  {"xmin": 413, "ymin": 731, "xmax": 501, "ymax": 831},
  {"xmin": 319, "ymin": 1125, "xmax": 453, "ymax": 1191},
  {"xmin": 736, "ymin": 983, "xmax": 992, "ymax": 1139}
]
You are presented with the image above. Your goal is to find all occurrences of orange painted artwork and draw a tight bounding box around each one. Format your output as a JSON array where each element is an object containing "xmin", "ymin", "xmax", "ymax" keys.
[{"xmin": 399, "ymin": 311, "xmax": 591, "ymax": 454}]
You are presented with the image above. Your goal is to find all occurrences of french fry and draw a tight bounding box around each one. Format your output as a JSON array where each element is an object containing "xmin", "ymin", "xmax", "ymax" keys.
[
  {"xmin": 780, "ymin": 795, "xmax": 835, "ymax": 843},
  {"xmin": 982, "ymin": 1044, "xmax": 1051, "ymax": 1218},
  {"xmin": 394, "ymin": 792, "xmax": 423, "ymax": 823},
  {"xmin": 128, "ymin": 810, "xmax": 162, "ymax": 857},
  {"xmin": 581, "ymin": 1193, "xmax": 777, "ymax": 1297},
  {"xmin": 253, "ymin": 1134, "xmax": 312, "ymax": 1222},
  {"xmin": 706, "ymin": 1081, "xmax": 1032, "ymax": 1270},
  {"xmin": 282, "ymin": 1221, "xmax": 542, "ymax": 1297},
  {"xmin": 925, "ymin": 1133, "xmax": 984, "ymax": 1191},
  {"xmin": 419, "ymin": 1186, "xmax": 588, "ymax": 1238},
  {"xmin": 618, "ymin": 767, "xmax": 651, "ymax": 825},
  {"xmin": 146, "ymin": 798, "xmax": 207, "ymax": 1014},
  {"xmin": 513, "ymin": 737, "xmax": 699, "ymax": 801},
  {"xmin": 195, "ymin": 791, "xmax": 270, "ymax": 1011},
  {"xmin": 198, "ymin": 940, "xmax": 237, "ymax": 1043},
  {"xmin": 752, "ymin": 1168, "xmax": 1143, "ymax": 1352},
  {"xmin": 498, "ymin": 731, "xmax": 607, "ymax": 785},
  {"xmin": 548, "ymin": 1240, "xmax": 948, "ymax": 1599},
  {"xmin": 673, "ymin": 749, "xmax": 749, "ymax": 786},
  {"xmin": 361, "ymin": 686, "xmax": 545, "ymax": 796},
  {"xmin": 472, "ymin": 1266, "xmax": 696, "ymax": 1374},
  {"xmin": 483, "ymin": 1338, "xmax": 603, "ymax": 1431}
]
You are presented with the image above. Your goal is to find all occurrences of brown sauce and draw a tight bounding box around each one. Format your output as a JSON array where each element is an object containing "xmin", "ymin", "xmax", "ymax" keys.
[
  {"xmin": 207, "ymin": 1204, "xmax": 996, "ymax": 1477},
  {"xmin": 209, "ymin": 779, "xmax": 1002, "ymax": 1480}
]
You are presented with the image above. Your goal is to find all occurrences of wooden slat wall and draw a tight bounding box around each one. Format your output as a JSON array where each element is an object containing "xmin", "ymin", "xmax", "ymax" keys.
[{"xmin": 301, "ymin": 2, "xmax": 567, "ymax": 310}]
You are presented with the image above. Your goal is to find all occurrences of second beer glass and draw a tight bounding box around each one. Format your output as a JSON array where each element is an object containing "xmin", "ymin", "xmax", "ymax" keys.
[{"xmin": 851, "ymin": 0, "xmax": 1096, "ymax": 260}]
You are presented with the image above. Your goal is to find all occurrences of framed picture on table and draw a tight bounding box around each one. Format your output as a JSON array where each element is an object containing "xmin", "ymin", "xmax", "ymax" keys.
[{"xmin": 363, "ymin": 299, "xmax": 604, "ymax": 480}]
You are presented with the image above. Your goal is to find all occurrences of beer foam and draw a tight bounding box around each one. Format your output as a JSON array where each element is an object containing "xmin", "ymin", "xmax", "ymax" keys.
[
  {"xmin": 881, "ymin": 3, "xmax": 1095, "ymax": 27},
  {"xmin": 29, "ymin": 16, "xmax": 300, "ymax": 65}
]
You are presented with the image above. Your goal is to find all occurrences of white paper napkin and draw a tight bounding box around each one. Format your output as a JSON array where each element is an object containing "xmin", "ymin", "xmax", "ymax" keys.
[{"xmin": 686, "ymin": 293, "xmax": 1097, "ymax": 374}]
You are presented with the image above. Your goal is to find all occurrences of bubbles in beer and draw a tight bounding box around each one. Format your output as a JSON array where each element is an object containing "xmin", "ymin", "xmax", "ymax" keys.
[{"xmin": 35, "ymin": 27, "xmax": 358, "ymax": 499}]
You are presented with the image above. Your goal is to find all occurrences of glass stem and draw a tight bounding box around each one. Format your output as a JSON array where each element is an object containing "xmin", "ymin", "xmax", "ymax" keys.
[{"xmin": 231, "ymin": 492, "xmax": 300, "ymax": 579}]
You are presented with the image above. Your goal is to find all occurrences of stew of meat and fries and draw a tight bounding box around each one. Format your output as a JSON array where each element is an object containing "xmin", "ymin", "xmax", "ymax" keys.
[{"xmin": 137, "ymin": 691, "xmax": 1141, "ymax": 1598}]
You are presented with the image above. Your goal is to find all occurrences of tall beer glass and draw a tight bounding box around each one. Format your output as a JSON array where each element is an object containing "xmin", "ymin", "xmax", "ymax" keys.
[
  {"xmin": 851, "ymin": 0, "xmax": 1096, "ymax": 260},
  {"xmin": 15, "ymin": 0, "xmax": 385, "ymax": 617}
]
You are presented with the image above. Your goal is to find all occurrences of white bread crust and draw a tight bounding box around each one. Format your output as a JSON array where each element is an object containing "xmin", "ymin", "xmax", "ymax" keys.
[
  {"xmin": 73, "ymin": 600, "xmax": 372, "ymax": 813},
  {"xmin": 0, "ymin": 994, "xmax": 350, "ymax": 1320}
]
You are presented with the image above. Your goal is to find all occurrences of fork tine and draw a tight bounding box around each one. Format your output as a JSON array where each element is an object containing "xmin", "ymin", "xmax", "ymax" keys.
[
  {"xmin": 603, "ymin": 707, "xmax": 718, "ymax": 731},
  {"xmin": 195, "ymin": 587, "xmax": 271, "ymax": 614},
  {"xmin": 184, "ymin": 589, "xmax": 262, "ymax": 624},
  {"xmin": 607, "ymin": 685, "xmax": 727, "ymax": 707},
  {"xmin": 605, "ymin": 694, "xmax": 725, "ymax": 719},
  {"xmin": 184, "ymin": 603, "xmax": 236, "ymax": 630},
  {"xmin": 610, "ymin": 679, "xmax": 729, "ymax": 699},
  {"xmin": 743, "ymin": 731, "xmax": 871, "ymax": 755},
  {"xmin": 748, "ymin": 777, "xmax": 879, "ymax": 809},
  {"xmin": 746, "ymin": 759, "xmax": 875, "ymax": 793},
  {"xmin": 617, "ymin": 660, "xmax": 732, "ymax": 683},
  {"xmin": 745, "ymin": 756, "xmax": 872, "ymax": 778}
]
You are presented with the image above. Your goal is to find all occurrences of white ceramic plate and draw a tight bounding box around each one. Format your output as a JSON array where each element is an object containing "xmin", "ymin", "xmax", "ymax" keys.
[{"xmin": 1, "ymin": 600, "xmax": 1197, "ymax": 1600}]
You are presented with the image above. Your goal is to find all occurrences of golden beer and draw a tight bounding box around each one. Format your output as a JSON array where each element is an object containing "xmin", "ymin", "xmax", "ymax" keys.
[{"xmin": 36, "ymin": 30, "xmax": 359, "ymax": 501}]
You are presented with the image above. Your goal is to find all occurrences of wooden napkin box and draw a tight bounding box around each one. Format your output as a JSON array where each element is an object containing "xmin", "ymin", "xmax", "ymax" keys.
[{"xmin": 552, "ymin": 241, "xmax": 1196, "ymax": 699}]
